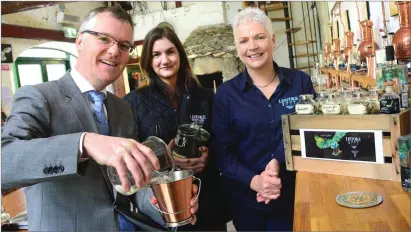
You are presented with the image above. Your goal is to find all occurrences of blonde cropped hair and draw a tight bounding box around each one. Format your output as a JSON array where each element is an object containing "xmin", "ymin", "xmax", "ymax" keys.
[{"xmin": 232, "ymin": 7, "xmax": 273, "ymax": 37}]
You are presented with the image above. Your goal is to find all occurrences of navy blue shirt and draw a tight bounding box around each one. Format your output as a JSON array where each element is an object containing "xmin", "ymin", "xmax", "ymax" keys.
[{"xmin": 211, "ymin": 62, "xmax": 315, "ymax": 211}]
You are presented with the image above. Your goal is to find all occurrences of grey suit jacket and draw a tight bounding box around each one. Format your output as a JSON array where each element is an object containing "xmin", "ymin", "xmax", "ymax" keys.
[{"xmin": 1, "ymin": 73, "xmax": 164, "ymax": 231}]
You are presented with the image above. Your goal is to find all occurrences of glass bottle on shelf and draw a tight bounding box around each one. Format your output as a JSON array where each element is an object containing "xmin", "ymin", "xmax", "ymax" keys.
[
  {"xmin": 295, "ymin": 94, "xmax": 316, "ymax": 115},
  {"xmin": 379, "ymin": 86, "xmax": 400, "ymax": 114},
  {"xmin": 322, "ymin": 93, "xmax": 343, "ymax": 115},
  {"xmin": 348, "ymin": 92, "xmax": 370, "ymax": 115}
]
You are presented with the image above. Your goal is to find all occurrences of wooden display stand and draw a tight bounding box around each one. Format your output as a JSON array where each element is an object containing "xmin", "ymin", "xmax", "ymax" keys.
[
  {"xmin": 281, "ymin": 109, "xmax": 411, "ymax": 182},
  {"xmin": 320, "ymin": 67, "xmax": 378, "ymax": 89}
]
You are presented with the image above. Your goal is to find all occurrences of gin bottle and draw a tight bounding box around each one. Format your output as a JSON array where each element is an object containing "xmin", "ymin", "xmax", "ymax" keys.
[
  {"xmin": 398, "ymin": 134, "xmax": 411, "ymax": 192},
  {"xmin": 379, "ymin": 86, "xmax": 400, "ymax": 114}
]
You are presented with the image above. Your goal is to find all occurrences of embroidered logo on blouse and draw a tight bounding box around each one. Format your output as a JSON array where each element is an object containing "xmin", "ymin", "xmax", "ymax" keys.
[
  {"xmin": 279, "ymin": 96, "xmax": 299, "ymax": 109},
  {"xmin": 190, "ymin": 114, "xmax": 206, "ymax": 125}
]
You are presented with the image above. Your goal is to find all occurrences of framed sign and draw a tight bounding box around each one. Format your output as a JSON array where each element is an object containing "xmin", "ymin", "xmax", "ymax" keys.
[
  {"xmin": 300, "ymin": 129, "xmax": 384, "ymax": 164},
  {"xmin": 1, "ymin": 44, "xmax": 13, "ymax": 63}
]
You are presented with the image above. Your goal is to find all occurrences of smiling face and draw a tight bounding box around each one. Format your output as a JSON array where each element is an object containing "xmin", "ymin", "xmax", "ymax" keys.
[
  {"xmin": 75, "ymin": 12, "xmax": 133, "ymax": 91},
  {"xmin": 151, "ymin": 37, "xmax": 180, "ymax": 83},
  {"xmin": 234, "ymin": 21, "xmax": 275, "ymax": 71}
]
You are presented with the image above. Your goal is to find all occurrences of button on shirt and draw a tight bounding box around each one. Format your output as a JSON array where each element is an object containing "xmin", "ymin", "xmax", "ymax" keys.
[{"xmin": 211, "ymin": 61, "xmax": 315, "ymax": 211}]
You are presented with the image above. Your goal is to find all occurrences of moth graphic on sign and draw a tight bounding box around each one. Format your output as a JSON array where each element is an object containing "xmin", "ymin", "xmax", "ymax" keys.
[{"xmin": 300, "ymin": 129, "xmax": 384, "ymax": 164}]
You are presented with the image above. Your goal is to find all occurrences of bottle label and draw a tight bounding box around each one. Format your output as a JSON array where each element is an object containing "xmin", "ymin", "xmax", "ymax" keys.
[
  {"xmin": 401, "ymin": 166, "xmax": 411, "ymax": 192},
  {"xmin": 322, "ymin": 104, "xmax": 341, "ymax": 114},
  {"xmin": 348, "ymin": 104, "xmax": 367, "ymax": 115},
  {"xmin": 380, "ymin": 99, "xmax": 400, "ymax": 114},
  {"xmin": 401, "ymin": 92, "xmax": 409, "ymax": 108},
  {"xmin": 295, "ymin": 104, "xmax": 314, "ymax": 114}
]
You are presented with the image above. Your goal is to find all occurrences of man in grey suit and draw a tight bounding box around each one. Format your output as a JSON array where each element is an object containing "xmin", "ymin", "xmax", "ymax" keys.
[{"xmin": 2, "ymin": 7, "xmax": 198, "ymax": 231}]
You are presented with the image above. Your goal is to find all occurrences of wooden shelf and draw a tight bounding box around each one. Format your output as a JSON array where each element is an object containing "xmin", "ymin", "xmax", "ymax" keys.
[
  {"xmin": 289, "ymin": 40, "xmax": 316, "ymax": 46},
  {"xmin": 270, "ymin": 17, "xmax": 292, "ymax": 22},
  {"xmin": 294, "ymin": 53, "xmax": 318, "ymax": 58},
  {"xmin": 282, "ymin": 27, "xmax": 302, "ymax": 33},
  {"xmin": 296, "ymin": 65, "xmax": 315, "ymax": 70},
  {"xmin": 260, "ymin": 4, "xmax": 288, "ymax": 12}
]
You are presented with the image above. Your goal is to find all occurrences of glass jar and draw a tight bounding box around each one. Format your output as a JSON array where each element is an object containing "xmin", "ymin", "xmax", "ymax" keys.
[
  {"xmin": 295, "ymin": 94, "xmax": 316, "ymax": 115},
  {"xmin": 322, "ymin": 93, "xmax": 343, "ymax": 115},
  {"xmin": 107, "ymin": 136, "xmax": 174, "ymax": 195},
  {"xmin": 173, "ymin": 123, "xmax": 210, "ymax": 159},
  {"xmin": 368, "ymin": 89, "xmax": 380, "ymax": 114},
  {"xmin": 316, "ymin": 91, "xmax": 328, "ymax": 114},
  {"xmin": 348, "ymin": 92, "xmax": 370, "ymax": 115},
  {"xmin": 380, "ymin": 86, "xmax": 401, "ymax": 114},
  {"xmin": 339, "ymin": 90, "xmax": 353, "ymax": 114}
]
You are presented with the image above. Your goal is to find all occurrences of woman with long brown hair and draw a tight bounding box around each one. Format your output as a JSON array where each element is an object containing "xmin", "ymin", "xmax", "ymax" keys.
[{"xmin": 123, "ymin": 26, "xmax": 228, "ymax": 231}]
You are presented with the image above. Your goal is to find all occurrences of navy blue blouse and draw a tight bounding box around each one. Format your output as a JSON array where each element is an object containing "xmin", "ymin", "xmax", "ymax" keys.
[{"xmin": 211, "ymin": 61, "xmax": 315, "ymax": 211}]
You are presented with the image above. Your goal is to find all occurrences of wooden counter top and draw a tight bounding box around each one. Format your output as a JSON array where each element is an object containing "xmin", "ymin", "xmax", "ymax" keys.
[{"xmin": 294, "ymin": 172, "xmax": 410, "ymax": 231}]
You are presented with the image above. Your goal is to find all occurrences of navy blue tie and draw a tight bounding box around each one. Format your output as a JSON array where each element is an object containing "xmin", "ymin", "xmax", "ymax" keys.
[
  {"xmin": 88, "ymin": 91, "xmax": 109, "ymax": 136},
  {"xmin": 88, "ymin": 91, "xmax": 135, "ymax": 231}
]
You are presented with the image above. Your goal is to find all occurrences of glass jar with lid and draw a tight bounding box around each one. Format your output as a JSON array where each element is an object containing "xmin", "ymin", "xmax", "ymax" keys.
[
  {"xmin": 322, "ymin": 93, "xmax": 343, "ymax": 115},
  {"xmin": 295, "ymin": 94, "xmax": 316, "ymax": 115},
  {"xmin": 315, "ymin": 91, "xmax": 328, "ymax": 114},
  {"xmin": 367, "ymin": 88, "xmax": 380, "ymax": 114},
  {"xmin": 348, "ymin": 92, "xmax": 370, "ymax": 115},
  {"xmin": 339, "ymin": 90, "xmax": 353, "ymax": 114}
]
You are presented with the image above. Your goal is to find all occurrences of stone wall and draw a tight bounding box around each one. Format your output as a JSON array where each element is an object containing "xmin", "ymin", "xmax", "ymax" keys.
[{"xmin": 183, "ymin": 23, "xmax": 244, "ymax": 82}]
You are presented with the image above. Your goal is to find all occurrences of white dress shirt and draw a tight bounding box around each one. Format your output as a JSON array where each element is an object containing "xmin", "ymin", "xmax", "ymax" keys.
[{"xmin": 70, "ymin": 68, "xmax": 108, "ymax": 159}]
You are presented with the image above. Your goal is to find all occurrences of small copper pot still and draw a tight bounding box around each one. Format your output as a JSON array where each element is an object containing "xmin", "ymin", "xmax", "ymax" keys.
[
  {"xmin": 333, "ymin": 39, "xmax": 341, "ymax": 60},
  {"xmin": 393, "ymin": 1, "xmax": 411, "ymax": 62},
  {"xmin": 343, "ymin": 31, "xmax": 354, "ymax": 62},
  {"xmin": 325, "ymin": 43, "xmax": 332, "ymax": 64},
  {"xmin": 357, "ymin": 20, "xmax": 380, "ymax": 62}
]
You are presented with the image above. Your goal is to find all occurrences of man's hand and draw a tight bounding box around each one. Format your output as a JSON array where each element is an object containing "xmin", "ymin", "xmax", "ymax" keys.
[
  {"xmin": 83, "ymin": 133, "xmax": 160, "ymax": 192},
  {"xmin": 151, "ymin": 184, "xmax": 199, "ymax": 225},
  {"xmin": 173, "ymin": 146, "xmax": 209, "ymax": 174}
]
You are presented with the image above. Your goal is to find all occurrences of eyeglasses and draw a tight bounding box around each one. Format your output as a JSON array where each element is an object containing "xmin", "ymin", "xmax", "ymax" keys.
[{"xmin": 81, "ymin": 30, "xmax": 134, "ymax": 53}]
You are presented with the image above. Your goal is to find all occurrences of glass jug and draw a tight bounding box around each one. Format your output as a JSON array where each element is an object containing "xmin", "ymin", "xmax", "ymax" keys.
[
  {"xmin": 107, "ymin": 136, "xmax": 174, "ymax": 195},
  {"xmin": 173, "ymin": 123, "xmax": 210, "ymax": 159}
]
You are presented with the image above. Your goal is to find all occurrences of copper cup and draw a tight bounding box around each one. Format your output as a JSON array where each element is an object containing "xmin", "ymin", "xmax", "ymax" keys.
[{"xmin": 150, "ymin": 170, "xmax": 201, "ymax": 227}]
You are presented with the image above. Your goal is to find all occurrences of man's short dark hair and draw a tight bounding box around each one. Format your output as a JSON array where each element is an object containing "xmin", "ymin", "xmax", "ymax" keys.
[{"xmin": 79, "ymin": 7, "xmax": 134, "ymax": 32}]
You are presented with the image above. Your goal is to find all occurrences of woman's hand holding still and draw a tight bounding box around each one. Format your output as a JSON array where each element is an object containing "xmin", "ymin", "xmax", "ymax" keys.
[{"xmin": 173, "ymin": 146, "xmax": 209, "ymax": 174}]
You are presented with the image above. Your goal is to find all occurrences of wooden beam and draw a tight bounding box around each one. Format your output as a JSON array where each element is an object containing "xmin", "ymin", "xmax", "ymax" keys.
[
  {"xmin": 175, "ymin": 1, "xmax": 182, "ymax": 8},
  {"xmin": 1, "ymin": 1, "xmax": 61, "ymax": 15},
  {"xmin": 2, "ymin": 24, "xmax": 75, "ymax": 42}
]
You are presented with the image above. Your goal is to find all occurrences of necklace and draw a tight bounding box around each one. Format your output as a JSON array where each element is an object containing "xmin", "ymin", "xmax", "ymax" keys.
[{"xmin": 253, "ymin": 74, "xmax": 277, "ymax": 88}]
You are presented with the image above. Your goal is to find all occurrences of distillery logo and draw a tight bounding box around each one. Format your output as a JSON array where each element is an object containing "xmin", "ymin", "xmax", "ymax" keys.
[
  {"xmin": 190, "ymin": 114, "xmax": 206, "ymax": 125},
  {"xmin": 346, "ymin": 136, "xmax": 361, "ymax": 149},
  {"xmin": 279, "ymin": 96, "xmax": 298, "ymax": 109}
]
